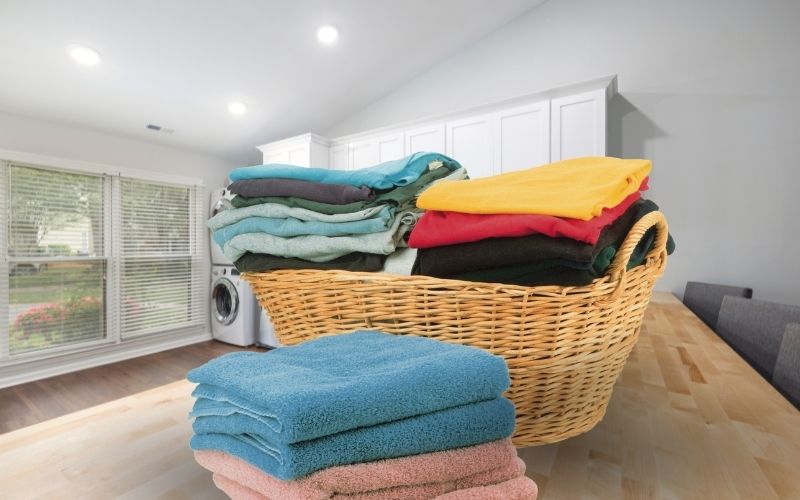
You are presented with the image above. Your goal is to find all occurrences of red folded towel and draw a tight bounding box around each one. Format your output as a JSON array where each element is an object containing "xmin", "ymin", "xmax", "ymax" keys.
[{"xmin": 409, "ymin": 178, "xmax": 648, "ymax": 248}]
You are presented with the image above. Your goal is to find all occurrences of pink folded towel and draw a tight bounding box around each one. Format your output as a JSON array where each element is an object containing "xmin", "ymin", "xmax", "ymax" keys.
[
  {"xmin": 434, "ymin": 476, "xmax": 538, "ymax": 499},
  {"xmin": 196, "ymin": 438, "xmax": 530, "ymax": 500},
  {"xmin": 213, "ymin": 474, "xmax": 264, "ymax": 500},
  {"xmin": 212, "ymin": 471, "xmax": 538, "ymax": 500}
]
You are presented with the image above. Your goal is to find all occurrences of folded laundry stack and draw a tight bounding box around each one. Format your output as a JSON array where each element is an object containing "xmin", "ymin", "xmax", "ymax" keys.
[
  {"xmin": 189, "ymin": 332, "xmax": 538, "ymax": 499},
  {"xmin": 410, "ymin": 156, "xmax": 676, "ymax": 286},
  {"xmin": 209, "ymin": 152, "xmax": 465, "ymax": 273}
]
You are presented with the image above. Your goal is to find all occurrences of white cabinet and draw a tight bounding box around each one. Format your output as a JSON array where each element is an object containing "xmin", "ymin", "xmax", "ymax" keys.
[
  {"xmin": 257, "ymin": 133, "xmax": 329, "ymax": 167},
  {"xmin": 256, "ymin": 76, "xmax": 615, "ymax": 177},
  {"xmin": 349, "ymin": 140, "xmax": 378, "ymax": 169},
  {"xmin": 494, "ymin": 101, "xmax": 550, "ymax": 173},
  {"xmin": 376, "ymin": 133, "xmax": 404, "ymax": 163},
  {"xmin": 404, "ymin": 124, "xmax": 446, "ymax": 155},
  {"xmin": 446, "ymin": 115, "xmax": 494, "ymax": 178},
  {"xmin": 550, "ymin": 89, "xmax": 606, "ymax": 162},
  {"xmin": 328, "ymin": 133, "xmax": 405, "ymax": 171},
  {"xmin": 329, "ymin": 144, "xmax": 349, "ymax": 170},
  {"xmin": 262, "ymin": 149, "xmax": 289, "ymax": 165}
]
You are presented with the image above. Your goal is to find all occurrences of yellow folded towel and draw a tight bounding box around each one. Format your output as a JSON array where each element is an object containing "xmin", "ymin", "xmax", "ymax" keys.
[{"xmin": 416, "ymin": 157, "xmax": 652, "ymax": 220}]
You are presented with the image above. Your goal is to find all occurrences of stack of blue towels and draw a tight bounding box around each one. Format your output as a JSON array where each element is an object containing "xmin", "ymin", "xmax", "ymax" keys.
[{"xmin": 187, "ymin": 331, "xmax": 515, "ymax": 480}]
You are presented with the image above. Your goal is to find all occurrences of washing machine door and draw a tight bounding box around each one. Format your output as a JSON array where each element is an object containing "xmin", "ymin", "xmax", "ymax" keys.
[{"xmin": 212, "ymin": 277, "xmax": 239, "ymax": 325}]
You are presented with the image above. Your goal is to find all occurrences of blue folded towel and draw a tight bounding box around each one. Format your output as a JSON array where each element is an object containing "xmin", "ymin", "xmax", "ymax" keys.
[
  {"xmin": 228, "ymin": 152, "xmax": 461, "ymax": 190},
  {"xmin": 190, "ymin": 396, "xmax": 515, "ymax": 480},
  {"xmin": 211, "ymin": 207, "xmax": 394, "ymax": 248},
  {"xmin": 187, "ymin": 331, "xmax": 509, "ymax": 444}
]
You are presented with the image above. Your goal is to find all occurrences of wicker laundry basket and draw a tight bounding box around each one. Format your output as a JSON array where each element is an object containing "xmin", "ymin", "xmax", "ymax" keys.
[{"xmin": 243, "ymin": 211, "xmax": 669, "ymax": 446}]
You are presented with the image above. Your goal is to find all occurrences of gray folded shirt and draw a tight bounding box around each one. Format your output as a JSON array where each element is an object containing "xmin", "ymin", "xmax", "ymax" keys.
[{"xmin": 228, "ymin": 178, "xmax": 374, "ymax": 205}]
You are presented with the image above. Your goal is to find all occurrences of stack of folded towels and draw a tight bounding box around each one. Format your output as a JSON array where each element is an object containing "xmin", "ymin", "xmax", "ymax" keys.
[
  {"xmin": 189, "ymin": 331, "xmax": 538, "ymax": 499},
  {"xmin": 209, "ymin": 153, "xmax": 465, "ymax": 273},
  {"xmin": 409, "ymin": 156, "xmax": 675, "ymax": 286}
]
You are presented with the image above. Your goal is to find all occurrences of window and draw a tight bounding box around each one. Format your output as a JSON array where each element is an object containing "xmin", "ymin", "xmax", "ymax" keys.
[
  {"xmin": 5, "ymin": 165, "xmax": 107, "ymax": 355},
  {"xmin": 0, "ymin": 160, "xmax": 205, "ymax": 361},
  {"xmin": 119, "ymin": 179, "xmax": 203, "ymax": 337}
]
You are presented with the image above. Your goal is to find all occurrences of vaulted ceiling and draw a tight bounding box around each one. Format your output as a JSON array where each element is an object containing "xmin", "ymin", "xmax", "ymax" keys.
[{"xmin": 0, "ymin": 0, "xmax": 545, "ymax": 164}]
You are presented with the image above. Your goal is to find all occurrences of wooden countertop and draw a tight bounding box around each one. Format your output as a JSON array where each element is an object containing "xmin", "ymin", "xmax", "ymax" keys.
[
  {"xmin": 521, "ymin": 291, "xmax": 800, "ymax": 499},
  {"xmin": 0, "ymin": 292, "xmax": 798, "ymax": 499}
]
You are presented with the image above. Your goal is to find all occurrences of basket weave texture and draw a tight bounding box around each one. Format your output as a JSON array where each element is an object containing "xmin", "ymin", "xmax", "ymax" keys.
[{"xmin": 243, "ymin": 211, "xmax": 669, "ymax": 446}]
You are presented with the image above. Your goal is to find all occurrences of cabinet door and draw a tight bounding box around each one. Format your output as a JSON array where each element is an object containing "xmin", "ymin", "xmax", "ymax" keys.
[
  {"xmin": 287, "ymin": 146, "xmax": 311, "ymax": 167},
  {"xmin": 550, "ymin": 89, "xmax": 606, "ymax": 161},
  {"xmin": 404, "ymin": 124, "xmax": 445, "ymax": 156},
  {"xmin": 350, "ymin": 140, "xmax": 378, "ymax": 169},
  {"xmin": 329, "ymin": 144, "xmax": 350, "ymax": 170},
  {"xmin": 494, "ymin": 101, "xmax": 550, "ymax": 173},
  {"xmin": 446, "ymin": 115, "xmax": 494, "ymax": 178},
  {"xmin": 376, "ymin": 133, "xmax": 404, "ymax": 162},
  {"xmin": 309, "ymin": 141, "xmax": 330, "ymax": 168},
  {"xmin": 262, "ymin": 149, "xmax": 289, "ymax": 165}
]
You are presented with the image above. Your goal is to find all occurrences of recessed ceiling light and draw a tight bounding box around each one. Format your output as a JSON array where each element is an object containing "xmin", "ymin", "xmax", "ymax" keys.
[
  {"xmin": 67, "ymin": 44, "xmax": 101, "ymax": 66},
  {"xmin": 227, "ymin": 102, "xmax": 247, "ymax": 115},
  {"xmin": 316, "ymin": 25, "xmax": 339, "ymax": 45}
]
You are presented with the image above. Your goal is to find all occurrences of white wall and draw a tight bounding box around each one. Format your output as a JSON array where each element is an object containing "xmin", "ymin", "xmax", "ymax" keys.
[
  {"xmin": 0, "ymin": 110, "xmax": 231, "ymax": 189},
  {"xmin": 326, "ymin": 0, "xmax": 800, "ymax": 306}
]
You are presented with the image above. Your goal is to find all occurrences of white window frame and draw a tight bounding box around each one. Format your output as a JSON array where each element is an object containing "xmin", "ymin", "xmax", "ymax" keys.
[{"xmin": 0, "ymin": 148, "xmax": 206, "ymax": 366}]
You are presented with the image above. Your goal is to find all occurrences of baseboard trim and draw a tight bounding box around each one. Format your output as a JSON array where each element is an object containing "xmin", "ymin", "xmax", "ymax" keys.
[{"xmin": 0, "ymin": 330, "xmax": 212, "ymax": 389}]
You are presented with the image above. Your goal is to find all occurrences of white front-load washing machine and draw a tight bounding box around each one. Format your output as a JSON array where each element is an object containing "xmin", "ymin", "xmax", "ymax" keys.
[{"xmin": 210, "ymin": 264, "xmax": 257, "ymax": 346}]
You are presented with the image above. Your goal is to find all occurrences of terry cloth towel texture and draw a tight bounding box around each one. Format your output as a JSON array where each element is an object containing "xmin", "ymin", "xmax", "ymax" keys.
[
  {"xmin": 230, "ymin": 166, "xmax": 464, "ymax": 214},
  {"xmin": 190, "ymin": 396, "xmax": 515, "ymax": 479},
  {"xmin": 208, "ymin": 203, "xmax": 389, "ymax": 231},
  {"xmin": 234, "ymin": 252, "xmax": 386, "ymax": 273},
  {"xmin": 228, "ymin": 178, "xmax": 374, "ymax": 205},
  {"xmin": 416, "ymin": 156, "xmax": 651, "ymax": 220},
  {"xmin": 211, "ymin": 209, "xmax": 394, "ymax": 248},
  {"xmin": 210, "ymin": 473, "xmax": 537, "ymax": 500},
  {"xmin": 221, "ymin": 211, "xmax": 418, "ymax": 262},
  {"xmin": 187, "ymin": 331, "xmax": 509, "ymax": 444},
  {"xmin": 229, "ymin": 152, "xmax": 461, "ymax": 190},
  {"xmin": 434, "ymin": 476, "xmax": 539, "ymax": 500},
  {"xmin": 193, "ymin": 438, "xmax": 523, "ymax": 500},
  {"xmin": 409, "ymin": 177, "xmax": 647, "ymax": 248},
  {"xmin": 412, "ymin": 199, "xmax": 644, "ymax": 277}
]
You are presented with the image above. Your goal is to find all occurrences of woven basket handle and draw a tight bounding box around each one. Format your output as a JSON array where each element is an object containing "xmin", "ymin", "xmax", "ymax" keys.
[{"xmin": 601, "ymin": 211, "xmax": 669, "ymax": 301}]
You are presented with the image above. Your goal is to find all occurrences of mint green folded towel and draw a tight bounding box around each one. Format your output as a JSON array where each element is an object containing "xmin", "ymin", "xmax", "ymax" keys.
[
  {"xmin": 220, "ymin": 211, "xmax": 419, "ymax": 262},
  {"xmin": 211, "ymin": 208, "xmax": 394, "ymax": 248}
]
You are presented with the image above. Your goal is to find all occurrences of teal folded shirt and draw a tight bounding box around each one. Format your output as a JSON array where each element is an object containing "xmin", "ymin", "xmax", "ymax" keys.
[
  {"xmin": 190, "ymin": 396, "xmax": 515, "ymax": 480},
  {"xmin": 228, "ymin": 152, "xmax": 461, "ymax": 190},
  {"xmin": 211, "ymin": 206, "xmax": 394, "ymax": 248}
]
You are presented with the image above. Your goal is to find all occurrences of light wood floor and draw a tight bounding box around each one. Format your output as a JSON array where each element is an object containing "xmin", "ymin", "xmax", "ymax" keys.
[
  {"xmin": 0, "ymin": 341, "xmax": 264, "ymax": 434},
  {"xmin": 0, "ymin": 293, "xmax": 798, "ymax": 499}
]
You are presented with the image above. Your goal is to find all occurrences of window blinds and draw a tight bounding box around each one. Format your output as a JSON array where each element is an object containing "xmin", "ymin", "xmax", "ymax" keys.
[
  {"xmin": 4, "ymin": 164, "xmax": 107, "ymax": 355},
  {"xmin": 118, "ymin": 179, "xmax": 205, "ymax": 338},
  {"xmin": 0, "ymin": 160, "xmax": 205, "ymax": 360}
]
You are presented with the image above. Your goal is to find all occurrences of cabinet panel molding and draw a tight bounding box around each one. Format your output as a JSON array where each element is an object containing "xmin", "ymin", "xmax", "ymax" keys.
[
  {"xmin": 495, "ymin": 101, "xmax": 550, "ymax": 173},
  {"xmin": 446, "ymin": 115, "xmax": 494, "ymax": 178}
]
